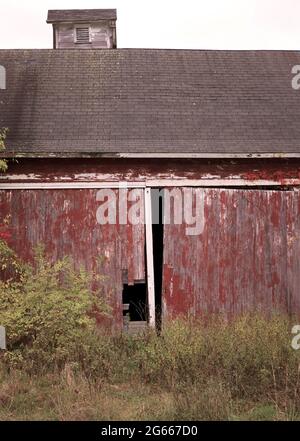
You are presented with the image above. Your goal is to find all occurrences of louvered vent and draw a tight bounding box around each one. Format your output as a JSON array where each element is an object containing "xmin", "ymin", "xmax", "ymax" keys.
[{"xmin": 75, "ymin": 27, "xmax": 90, "ymax": 43}]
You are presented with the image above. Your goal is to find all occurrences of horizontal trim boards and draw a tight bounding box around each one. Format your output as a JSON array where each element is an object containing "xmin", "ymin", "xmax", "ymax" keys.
[
  {"xmin": 0, "ymin": 179, "xmax": 299, "ymax": 189},
  {"xmin": 2, "ymin": 152, "xmax": 300, "ymax": 159}
]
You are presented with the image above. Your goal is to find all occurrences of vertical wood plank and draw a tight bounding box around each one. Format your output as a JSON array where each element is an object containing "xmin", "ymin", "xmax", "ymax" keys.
[{"xmin": 162, "ymin": 187, "xmax": 298, "ymax": 321}]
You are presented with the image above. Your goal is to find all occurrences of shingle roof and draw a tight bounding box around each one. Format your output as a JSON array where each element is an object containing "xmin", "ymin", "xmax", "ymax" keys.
[
  {"xmin": 0, "ymin": 48, "xmax": 300, "ymax": 156},
  {"xmin": 47, "ymin": 9, "xmax": 117, "ymax": 23}
]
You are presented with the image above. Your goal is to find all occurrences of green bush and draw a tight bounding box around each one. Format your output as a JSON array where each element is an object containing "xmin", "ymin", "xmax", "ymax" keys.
[
  {"xmin": 0, "ymin": 243, "xmax": 111, "ymax": 372},
  {"xmin": 0, "ymin": 128, "xmax": 8, "ymax": 173}
]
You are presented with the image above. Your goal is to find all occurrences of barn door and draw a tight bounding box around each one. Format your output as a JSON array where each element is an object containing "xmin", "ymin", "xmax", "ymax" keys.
[
  {"xmin": 0, "ymin": 187, "xmax": 148, "ymax": 330},
  {"xmin": 162, "ymin": 187, "xmax": 300, "ymax": 320}
]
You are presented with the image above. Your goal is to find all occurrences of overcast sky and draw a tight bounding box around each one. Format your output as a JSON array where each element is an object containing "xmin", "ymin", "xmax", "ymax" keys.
[{"xmin": 0, "ymin": 0, "xmax": 300, "ymax": 50}]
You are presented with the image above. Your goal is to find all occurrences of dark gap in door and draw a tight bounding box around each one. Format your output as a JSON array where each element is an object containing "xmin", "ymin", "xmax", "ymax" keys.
[
  {"xmin": 122, "ymin": 281, "xmax": 148, "ymax": 334},
  {"xmin": 151, "ymin": 188, "xmax": 164, "ymax": 330},
  {"xmin": 122, "ymin": 282, "xmax": 148, "ymax": 321}
]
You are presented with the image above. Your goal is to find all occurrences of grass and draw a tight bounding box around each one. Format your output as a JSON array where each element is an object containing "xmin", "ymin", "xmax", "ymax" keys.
[
  {"xmin": 0, "ymin": 370, "xmax": 290, "ymax": 421},
  {"xmin": 1, "ymin": 314, "xmax": 300, "ymax": 421},
  {"xmin": 0, "ymin": 370, "xmax": 173, "ymax": 421}
]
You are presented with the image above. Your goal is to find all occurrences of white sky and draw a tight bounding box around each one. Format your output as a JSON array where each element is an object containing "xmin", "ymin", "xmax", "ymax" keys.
[{"xmin": 0, "ymin": 0, "xmax": 300, "ymax": 50}]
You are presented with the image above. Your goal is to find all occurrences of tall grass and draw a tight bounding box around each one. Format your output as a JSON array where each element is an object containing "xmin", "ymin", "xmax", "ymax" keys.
[
  {"xmin": 1, "ymin": 242, "xmax": 300, "ymax": 420},
  {"xmin": 1, "ymin": 314, "xmax": 300, "ymax": 420}
]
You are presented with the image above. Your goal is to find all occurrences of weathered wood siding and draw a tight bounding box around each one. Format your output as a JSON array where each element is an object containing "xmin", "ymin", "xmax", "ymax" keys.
[
  {"xmin": 2, "ymin": 158, "xmax": 300, "ymax": 186},
  {"xmin": 2, "ymin": 159, "xmax": 300, "ymax": 324},
  {"xmin": 54, "ymin": 22, "xmax": 115, "ymax": 49},
  {"xmin": 162, "ymin": 188, "xmax": 300, "ymax": 319},
  {"xmin": 0, "ymin": 188, "xmax": 145, "ymax": 329}
]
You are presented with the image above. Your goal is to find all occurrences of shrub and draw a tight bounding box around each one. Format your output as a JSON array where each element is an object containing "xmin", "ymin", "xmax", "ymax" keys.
[
  {"xmin": 129, "ymin": 315, "xmax": 300, "ymax": 406},
  {"xmin": 0, "ymin": 243, "xmax": 111, "ymax": 372},
  {"xmin": 0, "ymin": 128, "xmax": 8, "ymax": 173}
]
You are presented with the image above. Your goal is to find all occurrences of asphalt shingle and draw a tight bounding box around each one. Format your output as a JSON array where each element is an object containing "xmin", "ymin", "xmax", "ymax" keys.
[
  {"xmin": 0, "ymin": 48, "xmax": 299, "ymax": 155},
  {"xmin": 47, "ymin": 9, "xmax": 117, "ymax": 23}
]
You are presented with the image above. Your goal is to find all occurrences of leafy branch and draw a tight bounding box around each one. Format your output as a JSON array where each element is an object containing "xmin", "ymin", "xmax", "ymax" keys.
[{"xmin": 0, "ymin": 127, "xmax": 8, "ymax": 172}]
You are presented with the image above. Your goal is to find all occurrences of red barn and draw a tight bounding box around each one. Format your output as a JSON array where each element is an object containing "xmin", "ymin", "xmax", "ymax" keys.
[{"xmin": 1, "ymin": 9, "xmax": 300, "ymax": 331}]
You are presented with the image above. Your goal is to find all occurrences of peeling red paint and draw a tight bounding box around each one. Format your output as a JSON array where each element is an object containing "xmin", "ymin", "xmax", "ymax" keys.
[
  {"xmin": 2, "ymin": 159, "xmax": 300, "ymax": 326},
  {"xmin": 162, "ymin": 188, "xmax": 300, "ymax": 320},
  {"xmin": 0, "ymin": 227, "xmax": 11, "ymax": 241},
  {"xmin": 0, "ymin": 189, "xmax": 146, "ymax": 330},
  {"xmin": 2, "ymin": 158, "xmax": 300, "ymax": 184}
]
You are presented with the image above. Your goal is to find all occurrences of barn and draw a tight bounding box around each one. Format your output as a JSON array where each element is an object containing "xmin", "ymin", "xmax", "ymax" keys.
[{"xmin": 1, "ymin": 9, "xmax": 300, "ymax": 332}]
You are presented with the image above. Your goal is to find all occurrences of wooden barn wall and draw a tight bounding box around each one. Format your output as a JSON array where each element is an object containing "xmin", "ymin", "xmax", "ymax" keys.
[
  {"xmin": 2, "ymin": 158, "xmax": 300, "ymax": 185},
  {"xmin": 162, "ymin": 188, "xmax": 300, "ymax": 319},
  {"xmin": 0, "ymin": 189, "xmax": 145, "ymax": 330},
  {"xmin": 2, "ymin": 158, "xmax": 300, "ymax": 323}
]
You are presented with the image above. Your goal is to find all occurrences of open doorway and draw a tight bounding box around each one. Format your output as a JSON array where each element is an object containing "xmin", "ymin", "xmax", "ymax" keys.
[
  {"xmin": 151, "ymin": 188, "xmax": 164, "ymax": 330},
  {"xmin": 122, "ymin": 187, "xmax": 164, "ymax": 333},
  {"xmin": 122, "ymin": 281, "xmax": 148, "ymax": 334},
  {"xmin": 122, "ymin": 282, "xmax": 148, "ymax": 319}
]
